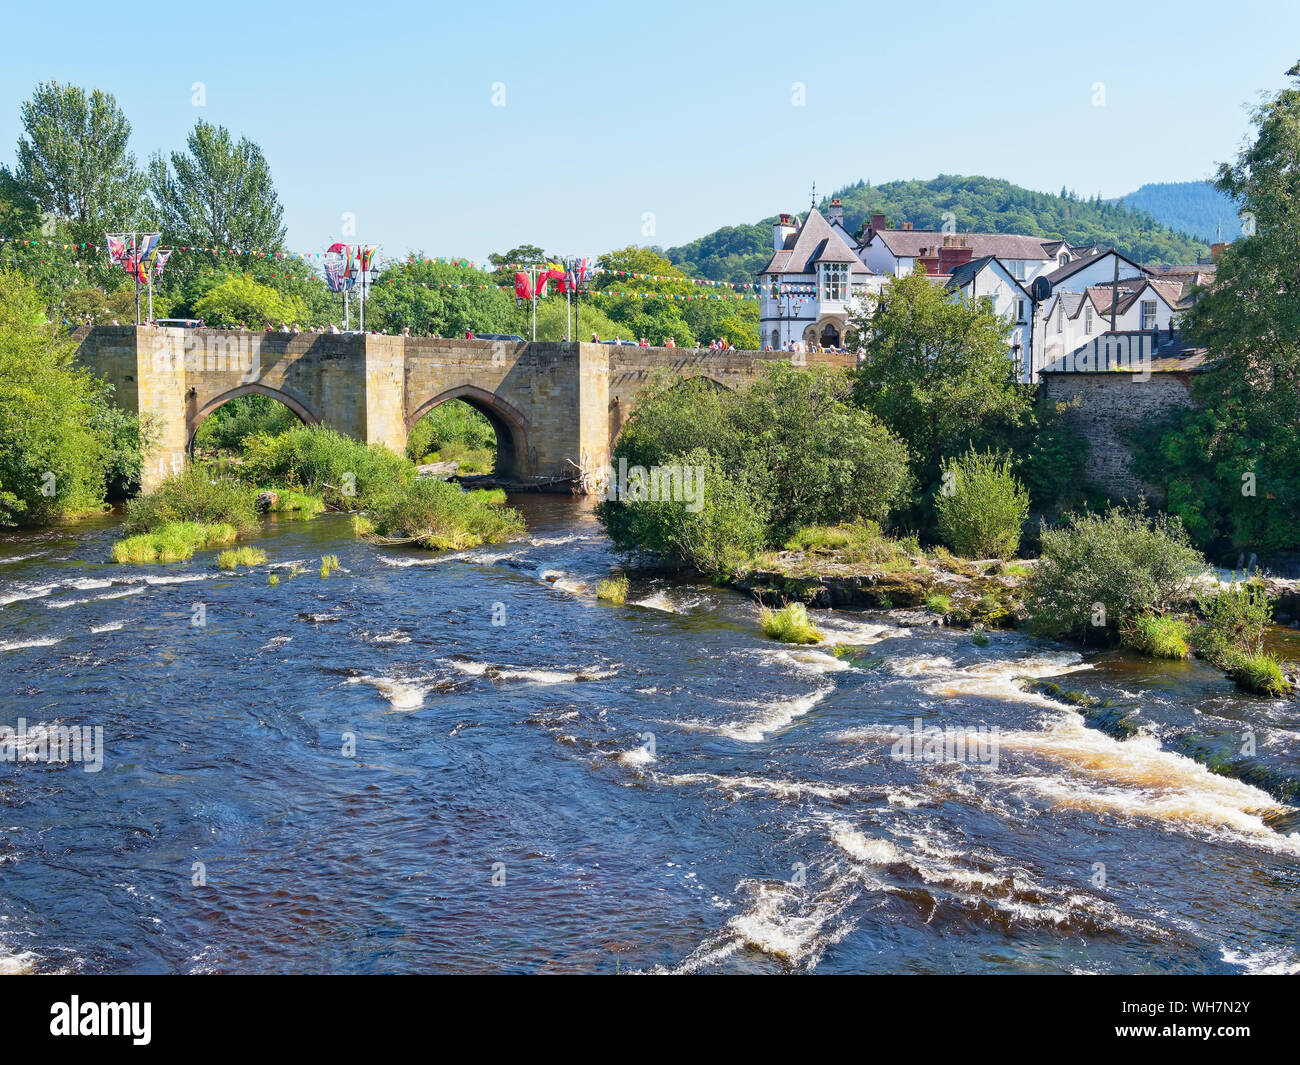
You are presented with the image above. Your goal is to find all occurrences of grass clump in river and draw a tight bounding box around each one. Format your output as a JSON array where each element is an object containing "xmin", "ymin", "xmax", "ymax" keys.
[
  {"xmin": 216, "ymin": 546, "xmax": 267, "ymax": 570},
  {"xmin": 319, "ymin": 554, "xmax": 340, "ymax": 577},
  {"xmin": 925, "ymin": 592, "xmax": 952, "ymax": 615},
  {"xmin": 1121, "ymin": 613, "xmax": 1191, "ymax": 659},
  {"xmin": 759, "ymin": 601, "xmax": 823, "ymax": 644},
  {"xmin": 596, "ymin": 576, "xmax": 629, "ymax": 603},
  {"xmin": 363, "ymin": 479, "xmax": 524, "ymax": 551},
  {"xmin": 111, "ymin": 521, "xmax": 237, "ymax": 563}
]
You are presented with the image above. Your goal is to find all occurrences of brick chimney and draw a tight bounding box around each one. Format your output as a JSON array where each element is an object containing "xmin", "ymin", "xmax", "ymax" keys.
[
  {"xmin": 827, "ymin": 197, "xmax": 844, "ymax": 226},
  {"xmin": 901, "ymin": 221, "xmax": 913, "ymax": 231},
  {"xmin": 938, "ymin": 243, "xmax": 974, "ymax": 273},
  {"xmin": 774, "ymin": 212, "xmax": 796, "ymax": 251},
  {"xmin": 1211, "ymin": 241, "xmax": 1228, "ymax": 261},
  {"xmin": 917, "ymin": 249, "xmax": 941, "ymax": 275}
]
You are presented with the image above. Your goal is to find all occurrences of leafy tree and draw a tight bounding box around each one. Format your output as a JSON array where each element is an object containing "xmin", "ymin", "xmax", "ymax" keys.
[
  {"xmin": 1140, "ymin": 61, "xmax": 1300, "ymax": 552},
  {"xmin": 192, "ymin": 275, "xmax": 307, "ymax": 328},
  {"xmin": 597, "ymin": 364, "xmax": 912, "ymax": 562},
  {"xmin": 364, "ymin": 257, "xmax": 517, "ymax": 336},
  {"xmin": 13, "ymin": 81, "xmax": 149, "ymax": 247},
  {"xmin": 149, "ymin": 120, "xmax": 286, "ymax": 254},
  {"xmin": 0, "ymin": 268, "xmax": 114, "ymax": 524},
  {"xmin": 849, "ymin": 267, "xmax": 1030, "ymax": 496},
  {"xmin": 489, "ymin": 244, "xmax": 551, "ymax": 268}
]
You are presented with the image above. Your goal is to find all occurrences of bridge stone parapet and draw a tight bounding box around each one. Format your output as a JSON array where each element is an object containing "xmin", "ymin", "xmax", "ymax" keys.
[{"xmin": 74, "ymin": 327, "xmax": 853, "ymax": 492}]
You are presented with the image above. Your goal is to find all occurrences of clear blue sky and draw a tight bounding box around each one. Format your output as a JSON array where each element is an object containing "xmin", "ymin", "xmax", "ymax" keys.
[{"xmin": 1, "ymin": 0, "xmax": 1295, "ymax": 264}]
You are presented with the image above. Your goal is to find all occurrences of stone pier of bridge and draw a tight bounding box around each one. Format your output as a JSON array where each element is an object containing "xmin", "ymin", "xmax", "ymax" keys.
[{"xmin": 73, "ymin": 326, "xmax": 853, "ymax": 492}]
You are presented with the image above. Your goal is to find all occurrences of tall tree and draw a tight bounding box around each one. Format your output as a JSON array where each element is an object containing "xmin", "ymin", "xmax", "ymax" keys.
[
  {"xmin": 149, "ymin": 121, "xmax": 286, "ymax": 252},
  {"xmin": 849, "ymin": 266, "xmax": 1030, "ymax": 492},
  {"xmin": 1142, "ymin": 62, "xmax": 1300, "ymax": 552},
  {"xmin": 14, "ymin": 81, "xmax": 148, "ymax": 245}
]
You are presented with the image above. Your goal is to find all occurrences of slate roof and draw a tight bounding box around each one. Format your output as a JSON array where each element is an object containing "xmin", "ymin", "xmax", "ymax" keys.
[
  {"xmin": 867, "ymin": 229, "xmax": 1054, "ymax": 260},
  {"xmin": 1042, "ymin": 246, "xmax": 1144, "ymax": 286},
  {"xmin": 761, "ymin": 209, "xmax": 872, "ymax": 276}
]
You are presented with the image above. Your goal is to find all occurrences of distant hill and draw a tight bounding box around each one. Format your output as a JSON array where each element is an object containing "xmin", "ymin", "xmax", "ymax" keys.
[
  {"xmin": 664, "ymin": 175, "xmax": 1211, "ymax": 284},
  {"xmin": 1109, "ymin": 181, "xmax": 1241, "ymax": 244}
]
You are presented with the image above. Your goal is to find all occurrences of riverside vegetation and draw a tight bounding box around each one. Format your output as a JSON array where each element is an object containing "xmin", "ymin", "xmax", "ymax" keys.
[{"xmin": 595, "ymin": 328, "xmax": 1292, "ymax": 697}]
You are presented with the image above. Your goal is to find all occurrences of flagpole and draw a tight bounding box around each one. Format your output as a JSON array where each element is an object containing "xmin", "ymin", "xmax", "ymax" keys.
[
  {"xmin": 133, "ymin": 232, "xmax": 140, "ymax": 326},
  {"xmin": 530, "ymin": 265, "xmax": 538, "ymax": 343}
]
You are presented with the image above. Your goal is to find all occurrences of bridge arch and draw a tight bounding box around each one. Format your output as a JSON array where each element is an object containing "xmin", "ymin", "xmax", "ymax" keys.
[
  {"xmin": 187, "ymin": 382, "xmax": 320, "ymax": 450},
  {"xmin": 406, "ymin": 384, "xmax": 531, "ymax": 478}
]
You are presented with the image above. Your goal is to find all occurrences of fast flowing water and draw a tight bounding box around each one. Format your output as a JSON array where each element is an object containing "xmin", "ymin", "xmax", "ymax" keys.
[{"xmin": 1, "ymin": 497, "xmax": 1298, "ymax": 974}]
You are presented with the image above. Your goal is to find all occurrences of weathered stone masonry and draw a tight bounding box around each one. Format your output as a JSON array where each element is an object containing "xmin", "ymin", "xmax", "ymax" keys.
[{"xmin": 76, "ymin": 327, "xmax": 850, "ymax": 491}]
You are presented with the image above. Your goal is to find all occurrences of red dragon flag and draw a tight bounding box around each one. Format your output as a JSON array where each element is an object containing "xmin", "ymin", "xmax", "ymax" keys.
[{"xmin": 514, "ymin": 271, "xmax": 534, "ymax": 300}]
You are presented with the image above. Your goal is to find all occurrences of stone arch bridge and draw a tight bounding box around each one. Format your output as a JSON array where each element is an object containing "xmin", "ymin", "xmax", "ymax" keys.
[{"xmin": 74, "ymin": 327, "xmax": 852, "ymax": 491}]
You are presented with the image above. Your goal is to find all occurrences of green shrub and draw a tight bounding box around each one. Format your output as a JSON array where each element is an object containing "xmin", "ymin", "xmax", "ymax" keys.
[
  {"xmin": 123, "ymin": 467, "xmax": 259, "ymax": 535},
  {"xmin": 597, "ymin": 448, "xmax": 766, "ymax": 574},
  {"xmin": 319, "ymin": 553, "xmax": 340, "ymax": 577},
  {"xmin": 925, "ymin": 593, "xmax": 952, "ymax": 614},
  {"xmin": 783, "ymin": 520, "xmax": 915, "ymax": 568},
  {"xmin": 1024, "ymin": 508, "xmax": 1205, "ymax": 642},
  {"xmin": 599, "ymin": 364, "xmax": 913, "ymax": 560},
  {"xmin": 1223, "ymin": 651, "xmax": 1291, "ymax": 697},
  {"xmin": 1121, "ymin": 614, "xmax": 1191, "ymax": 659},
  {"xmin": 366, "ymin": 478, "xmax": 525, "ymax": 550},
  {"xmin": 111, "ymin": 522, "xmax": 238, "ymax": 563},
  {"xmin": 1191, "ymin": 578, "xmax": 1274, "ymax": 665},
  {"xmin": 239, "ymin": 425, "xmax": 413, "ymax": 509},
  {"xmin": 268, "ymin": 572, "xmax": 279, "ymax": 586},
  {"xmin": 216, "ymin": 546, "xmax": 267, "ymax": 570},
  {"xmin": 596, "ymin": 576, "xmax": 629, "ymax": 603},
  {"xmin": 0, "ymin": 269, "xmax": 117, "ymax": 525},
  {"xmin": 760, "ymin": 602, "xmax": 823, "ymax": 644},
  {"xmin": 934, "ymin": 448, "xmax": 1029, "ymax": 559}
]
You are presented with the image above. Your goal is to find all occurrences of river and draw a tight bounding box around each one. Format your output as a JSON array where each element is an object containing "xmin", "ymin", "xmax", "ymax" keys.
[{"xmin": 2, "ymin": 497, "xmax": 1298, "ymax": 974}]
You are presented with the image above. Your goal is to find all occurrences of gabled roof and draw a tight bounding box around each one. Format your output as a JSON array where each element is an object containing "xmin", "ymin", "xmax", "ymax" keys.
[
  {"xmin": 943, "ymin": 255, "xmax": 1033, "ymax": 298},
  {"xmin": 1054, "ymin": 291, "xmax": 1086, "ymax": 318},
  {"xmin": 761, "ymin": 208, "xmax": 872, "ymax": 276},
  {"xmin": 1042, "ymin": 246, "xmax": 1144, "ymax": 286},
  {"xmin": 1083, "ymin": 277, "xmax": 1180, "ymax": 317},
  {"xmin": 865, "ymin": 229, "xmax": 1053, "ymax": 260}
]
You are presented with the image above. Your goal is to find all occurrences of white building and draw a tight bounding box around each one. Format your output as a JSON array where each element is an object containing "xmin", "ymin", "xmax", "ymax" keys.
[
  {"xmin": 758, "ymin": 200, "xmax": 877, "ymax": 351},
  {"xmin": 1039, "ymin": 277, "xmax": 1187, "ymax": 372},
  {"xmin": 943, "ymin": 255, "xmax": 1035, "ymax": 380}
]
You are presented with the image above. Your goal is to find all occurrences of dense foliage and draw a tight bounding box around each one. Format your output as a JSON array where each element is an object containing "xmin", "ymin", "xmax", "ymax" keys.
[
  {"xmin": 1114, "ymin": 181, "xmax": 1242, "ymax": 244},
  {"xmin": 122, "ymin": 466, "xmax": 259, "ymax": 535},
  {"xmin": 1024, "ymin": 508, "xmax": 1205, "ymax": 643},
  {"xmin": 934, "ymin": 449, "xmax": 1029, "ymax": 559},
  {"xmin": 365, "ymin": 478, "xmax": 524, "ymax": 550},
  {"xmin": 0, "ymin": 269, "xmax": 125, "ymax": 525},
  {"xmin": 238, "ymin": 425, "xmax": 413, "ymax": 509},
  {"xmin": 597, "ymin": 365, "xmax": 911, "ymax": 568},
  {"xmin": 1138, "ymin": 62, "xmax": 1300, "ymax": 555},
  {"xmin": 666, "ymin": 175, "xmax": 1210, "ymax": 283}
]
